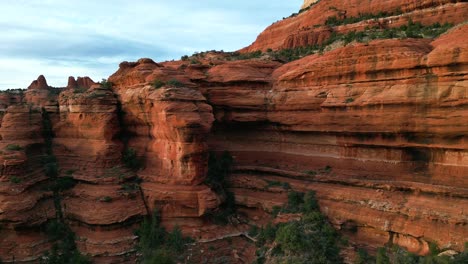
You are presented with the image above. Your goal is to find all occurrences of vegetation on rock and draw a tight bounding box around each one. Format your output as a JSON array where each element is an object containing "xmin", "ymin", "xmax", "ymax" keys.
[
  {"xmin": 122, "ymin": 147, "xmax": 142, "ymax": 170},
  {"xmin": 356, "ymin": 243, "xmax": 468, "ymax": 264},
  {"xmin": 325, "ymin": 9, "xmax": 403, "ymax": 26},
  {"xmin": 233, "ymin": 21, "xmax": 453, "ymax": 63},
  {"xmin": 5, "ymin": 144, "xmax": 22, "ymax": 151},
  {"xmin": 204, "ymin": 151, "xmax": 236, "ymax": 225},
  {"xmin": 99, "ymin": 78, "xmax": 113, "ymax": 89},
  {"xmin": 253, "ymin": 191, "xmax": 343, "ymax": 264},
  {"xmin": 135, "ymin": 210, "xmax": 193, "ymax": 264},
  {"xmin": 166, "ymin": 79, "xmax": 183, "ymax": 88},
  {"xmin": 152, "ymin": 79, "xmax": 165, "ymax": 89}
]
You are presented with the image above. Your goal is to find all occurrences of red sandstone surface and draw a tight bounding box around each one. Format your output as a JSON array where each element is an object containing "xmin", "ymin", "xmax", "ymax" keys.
[
  {"xmin": 0, "ymin": 1, "xmax": 467, "ymax": 263},
  {"xmin": 241, "ymin": 0, "xmax": 468, "ymax": 52}
]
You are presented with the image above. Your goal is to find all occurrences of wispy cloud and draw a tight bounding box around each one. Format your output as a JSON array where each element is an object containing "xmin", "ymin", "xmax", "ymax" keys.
[{"xmin": 0, "ymin": 0, "xmax": 301, "ymax": 88}]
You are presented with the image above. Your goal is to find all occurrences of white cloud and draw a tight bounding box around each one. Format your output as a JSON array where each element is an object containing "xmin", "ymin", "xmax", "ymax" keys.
[{"xmin": 0, "ymin": 0, "xmax": 302, "ymax": 88}]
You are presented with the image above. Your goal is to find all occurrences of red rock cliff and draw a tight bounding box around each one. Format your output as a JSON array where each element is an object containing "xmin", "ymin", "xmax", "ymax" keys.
[
  {"xmin": 241, "ymin": 0, "xmax": 468, "ymax": 52},
  {"xmin": 0, "ymin": 1, "xmax": 467, "ymax": 263},
  {"xmin": 209, "ymin": 26, "xmax": 468, "ymax": 254}
]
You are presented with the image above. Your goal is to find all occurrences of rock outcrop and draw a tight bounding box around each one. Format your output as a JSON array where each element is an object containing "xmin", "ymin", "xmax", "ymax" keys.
[
  {"xmin": 206, "ymin": 25, "xmax": 468, "ymax": 254},
  {"xmin": 54, "ymin": 85, "xmax": 147, "ymax": 261},
  {"xmin": 242, "ymin": 0, "xmax": 468, "ymax": 52},
  {"xmin": 0, "ymin": 104, "xmax": 54, "ymax": 262},
  {"xmin": 301, "ymin": 0, "xmax": 319, "ymax": 9},
  {"xmin": 109, "ymin": 62, "xmax": 219, "ymax": 234},
  {"xmin": 27, "ymin": 75, "xmax": 49, "ymax": 90},
  {"xmin": 66, "ymin": 76, "xmax": 97, "ymax": 90}
]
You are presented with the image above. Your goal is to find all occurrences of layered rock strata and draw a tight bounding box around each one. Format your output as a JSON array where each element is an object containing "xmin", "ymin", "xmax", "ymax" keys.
[
  {"xmin": 206, "ymin": 25, "xmax": 468, "ymax": 254},
  {"xmin": 109, "ymin": 59, "xmax": 219, "ymax": 234},
  {"xmin": 242, "ymin": 0, "xmax": 468, "ymax": 52},
  {"xmin": 0, "ymin": 1, "xmax": 467, "ymax": 262}
]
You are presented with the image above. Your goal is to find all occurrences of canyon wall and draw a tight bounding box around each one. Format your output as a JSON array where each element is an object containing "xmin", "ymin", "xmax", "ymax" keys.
[
  {"xmin": 208, "ymin": 28, "xmax": 468, "ymax": 254},
  {"xmin": 242, "ymin": 0, "xmax": 468, "ymax": 52},
  {"xmin": 0, "ymin": 0, "xmax": 467, "ymax": 262}
]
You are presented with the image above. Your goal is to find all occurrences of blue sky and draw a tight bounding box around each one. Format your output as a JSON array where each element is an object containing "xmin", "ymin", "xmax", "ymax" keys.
[{"xmin": 0, "ymin": 0, "xmax": 301, "ymax": 89}]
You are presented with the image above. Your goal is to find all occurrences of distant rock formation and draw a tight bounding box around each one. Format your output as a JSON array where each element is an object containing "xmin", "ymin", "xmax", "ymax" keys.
[
  {"xmin": 66, "ymin": 76, "xmax": 96, "ymax": 89},
  {"xmin": 27, "ymin": 75, "xmax": 49, "ymax": 89}
]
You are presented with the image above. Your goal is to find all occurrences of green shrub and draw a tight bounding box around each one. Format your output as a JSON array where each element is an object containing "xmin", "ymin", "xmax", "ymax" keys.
[
  {"xmin": 453, "ymin": 250, "xmax": 468, "ymax": 263},
  {"xmin": 205, "ymin": 151, "xmax": 236, "ymax": 224},
  {"xmin": 303, "ymin": 191, "xmax": 320, "ymax": 213},
  {"xmin": 205, "ymin": 151, "xmax": 233, "ymax": 188},
  {"xmin": 122, "ymin": 148, "xmax": 142, "ymax": 170},
  {"xmin": 144, "ymin": 249, "xmax": 175, "ymax": 264},
  {"xmin": 42, "ymin": 155, "xmax": 57, "ymax": 164},
  {"xmin": 121, "ymin": 183, "xmax": 139, "ymax": 192},
  {"xmin": 43, "ymin": 220, "xmax": 90, "ymax": 264},
  {"xmin": 100, "ymin": 196, "xmax": 112, "ymax": 203},
  {"xmin": 271, "ymin": 205, "xmax": 282, "ymax": 217},
  {"xmin": 166, "ymin": 79, "xmax": 183, "ymax": 88},
  {"xmin": 86, "ymin": 92, "xmax": 105, "ymax": 99},
  {"xmin": 257, "ymin": 222, "xmax": 278, "ymax": 246},
  {"xmin": 428, "ymin": 241, "xmax": 440, "ymax": 256},
  {"xmin": 190, "ymin": 59, "xmax": 201, "ymax": 65},
  {"xmin": 265, "ymin": 180, "xmax": 291, "ymax": 190},
  {"xmin": 210, "ymin": 191, "xmax": 236, "ymax": 225},
  {"xmin": 5, "ymin": 144, "xmax": 22, "ymax": 151},
  {"xmin": 46, "ymin": 220, "xmax": 71, "ymax": 241},
  {"xmin": 52, "ymin": 176, "xmax": 76, "ymax": 192},
  {"xmin": 345, "ymin": 97, "xmax": 355, "ymax": 103},
  {"xmin": 355, "ymin": 248, "xmax": 375, "ymax": 264},
  {"xmin": 136, "ymin": 210, "xmax": 192, "ymax": 263},
  {"xmin": 325, "ymin": 9, "xmax": 403, "ymax": 27},
  {"xmin": 100, "ymin": 79, "xmax": 113, "ymax": 89},
  {"xmin": 167, "ymin": 226, "xmax": 190, "ymax": 253},
  {"xmin": 376, "ymin": 247, "xmax": 391, "ymax": 264},
  {"xmin": 229, "ymin": 50, "xmax": 263, "ymax": 60},
  {"xmin": 137, "ymin": 210, "xmax": 166, "ymax": 256},
  {"xmin": 10, "ymin": 176, "xmax": 22, "ymax": 184},
  {"xmin": 152, "ymin": 79, "xmax": 165, "ymax": 89},
  {"xmin": 357, "ymin": 244, "xmax": 468, "ymax": 264},
  {"xmin": 45, "ymin": 162, "xmax": 59, "ymax": 178},
  {"xmin": 248, "ymin": 225, "xmax": 260, "ymax": 237},
  {"xmin": 65, "ymin": 169, "xmax": 76, "ymax": 175},
  {"xmin": 276, "ymin": 222, "xmax": 305, "ymax": 253},
  {"xmin": 73, "ymin": 87, "xmax": 87, "ymax": 94},
  {"xmin": 286, "ymin": 191, "xmax": 304, "ymax": 212},
  {"xmin": 323, "ymin": 165, "xmax": 332, "ymax": 173},
  {"xmin": 259, "ymin": 189, "xmax": 343, "ymax": 263}
]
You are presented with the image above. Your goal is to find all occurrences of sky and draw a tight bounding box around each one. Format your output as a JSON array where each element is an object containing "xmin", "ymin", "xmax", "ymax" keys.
[{"xmin": 0, "ymin": 0, "xmax": 302, "ymax": 89}]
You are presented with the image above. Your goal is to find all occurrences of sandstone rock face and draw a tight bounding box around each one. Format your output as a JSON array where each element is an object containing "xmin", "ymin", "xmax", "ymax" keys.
[
  {"xmin": 54, "ymin": 86, "xmax": 147, "ymax": 260},
  {"xmin": 301, "ymin": 0, "xmax": 318, "ymax": 9},
  {"xmin": 27, "ymin": 75, "xmax": 49, "ymax": 90},
  {"xmin": 67, "ymin": 76, "xmax": 96, "ymax": 89},
  {"xmin": 109, "ymin": 63, "xmax": 219, "ymax": 233},
  {"xmin": 242, "ymin": 0, "xmax": 468, "ymax": 52},
  {"xmin": 0, "ymin": 104, "xmax": 54, "ymax": 262},
  {"xmin": 0, "ymin": 68, "xmax": 219, "ymax": 261},
  {"xmin": 206, "ymin": 25, "xmax": 468, "ymax": 254}
]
